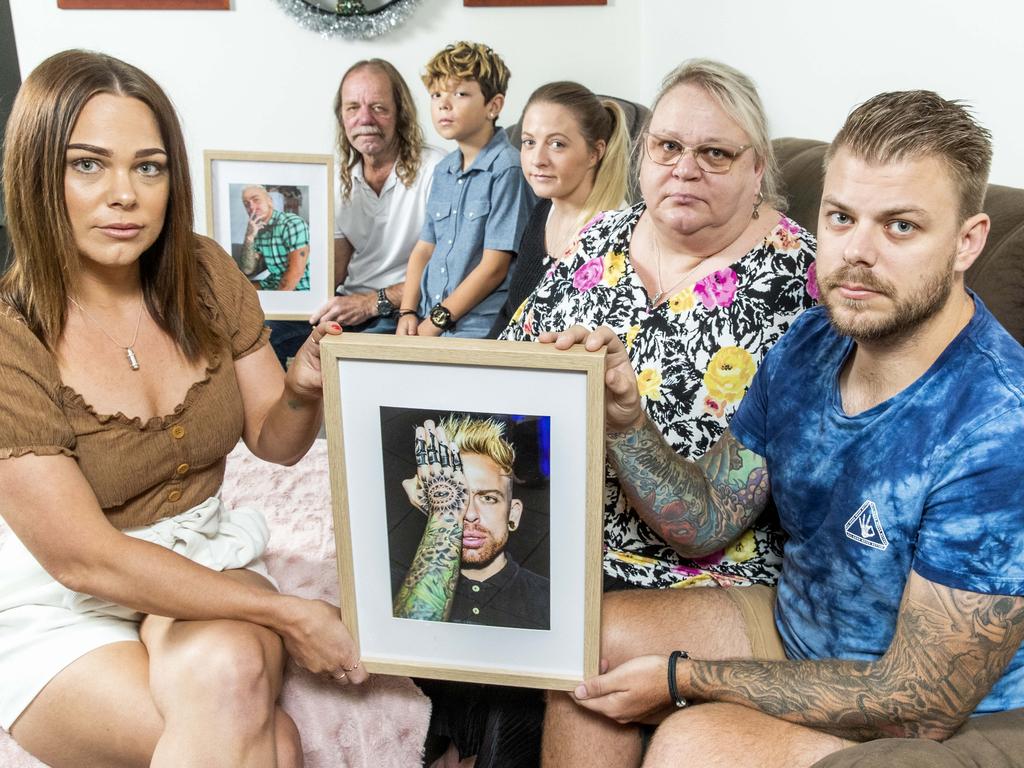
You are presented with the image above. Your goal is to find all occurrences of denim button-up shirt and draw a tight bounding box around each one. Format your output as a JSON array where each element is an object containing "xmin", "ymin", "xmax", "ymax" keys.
[{"xmin": 419, "ymin": 128, "xmax": 536, "ymax": 337}]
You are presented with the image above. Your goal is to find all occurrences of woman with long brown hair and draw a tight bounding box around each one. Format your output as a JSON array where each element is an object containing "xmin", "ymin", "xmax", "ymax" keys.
[{"xmin": 0, "ymin": 50, "xmax": 363, "ymax": 766}]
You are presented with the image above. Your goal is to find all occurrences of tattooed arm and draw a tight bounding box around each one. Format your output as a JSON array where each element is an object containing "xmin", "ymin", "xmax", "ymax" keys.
[
  {"xmin": 393, "ymin": 422, "xmax": 469, "ymax": 621},
  {"xmin": 542, "ymin": 324, "xmax": 770, "ymax": 556},
  {"xmin": 609, "ymin": 424, "xmax": 769, "ymax": 557},
  {"xmin": 575, "ymin": 572, "xmax": 1024, "ymax": 741}
]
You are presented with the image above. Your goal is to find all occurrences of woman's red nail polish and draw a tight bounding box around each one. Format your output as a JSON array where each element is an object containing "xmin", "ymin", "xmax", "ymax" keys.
[{"xmin": 330, "ymin": 323, "xmax": 341, "ymax": 331}]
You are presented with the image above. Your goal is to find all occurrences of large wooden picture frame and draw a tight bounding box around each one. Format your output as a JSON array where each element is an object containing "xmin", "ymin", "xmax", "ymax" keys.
[
  {"xmin": 321, "ymin": 335, "xmax": 605, "ymax": 689},
  {"xmin": 204, "ymin": 150, "xmax": 334, "ymax": 320},
  {"xmin": 58, "ymin": 1, "xmax": 229, "ymax": 9}
]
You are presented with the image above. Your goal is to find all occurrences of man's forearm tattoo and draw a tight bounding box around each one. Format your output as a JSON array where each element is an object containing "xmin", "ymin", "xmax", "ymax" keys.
[
  {"xmin": 393, "ymin": 516, "xmax": 462, "ymax": 621},
  {"xmin": 240, "ymin": 240, "xmax": 261, "ymax": 276},
  {"xmin": 684, "ymin": 579, "xmax": 1024, "ymax": 741},
  {"xmin": 606, "ymin": 422, "xmax": 768, "ymax": 555},
  {"xmin": 394, "ymin": 427, "xmax": 468, "ymax": 621}
]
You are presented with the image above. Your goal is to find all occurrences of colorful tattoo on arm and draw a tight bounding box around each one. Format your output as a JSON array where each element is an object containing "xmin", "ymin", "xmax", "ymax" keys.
[
  {"xmin": 682, "ymin": 576, "xmax": 1024, "ymax": 741},
  {"xmin": 393, "ymin": 430, "xmax": 469, "ymax": 621},
  {"xmin": 606, "ymin": 422, "xmax": 769, "ymax": 556}
]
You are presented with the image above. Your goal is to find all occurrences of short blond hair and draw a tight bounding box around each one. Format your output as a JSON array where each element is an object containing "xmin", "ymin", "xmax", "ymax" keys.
[
  {"xmin": 827, "ymin": 90, "xmax": 992, "ymax": 223},
  {"xmin": 422, "ymin": 41, "xmax": 510, "ymax": 103},
  {"xmin": 440, "ymin": 415, "xmax": 515, "ymax": 476}
]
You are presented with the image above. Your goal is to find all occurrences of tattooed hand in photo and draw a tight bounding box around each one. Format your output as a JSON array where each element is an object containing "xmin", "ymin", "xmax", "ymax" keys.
[{"xmin": 414, "ymin": 421, "xmax": 468, "ymax": 523}]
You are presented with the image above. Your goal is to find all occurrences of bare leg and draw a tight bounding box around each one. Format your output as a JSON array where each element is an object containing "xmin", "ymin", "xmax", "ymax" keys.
[
  {"xmin": 542, "ymin": 587, "xmax": 754, "ymax": 768},
  {"xmin": 10, "ymin": 569, "xmax": 302, "ymax": 768},
  {"xmin": 643, "ymin": 703, "xmax": 853, "ymax": 768},
  {"xmin": 142, "ymin": 569, "xmax": 299, "ymax": 768}
]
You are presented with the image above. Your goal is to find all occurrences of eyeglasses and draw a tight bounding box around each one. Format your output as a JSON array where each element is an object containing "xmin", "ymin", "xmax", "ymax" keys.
[{"xmin": 643, "ymin": 132, "xmax": 752, "ymax": 174}]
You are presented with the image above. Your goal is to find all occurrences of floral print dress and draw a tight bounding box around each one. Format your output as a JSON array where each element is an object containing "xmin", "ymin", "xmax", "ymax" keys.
[{"xmin": 501, "ymin": 202, "xmax": 818, "ymax": 589}]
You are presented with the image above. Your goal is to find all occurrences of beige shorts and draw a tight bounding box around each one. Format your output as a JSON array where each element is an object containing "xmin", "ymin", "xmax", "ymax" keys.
[
  {"xmin": 722, "ymin": 584, "xmax": 787, "ymax": 660},
  {"xmin": 0, "ymin": 496, "xmax": 273, "ymax": 729}
]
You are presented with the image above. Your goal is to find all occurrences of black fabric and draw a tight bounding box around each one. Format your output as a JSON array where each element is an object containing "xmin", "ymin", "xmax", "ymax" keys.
[
  {"xmin": 449, "ymin": 556, "xmax": 550, "ymax": 630},
  {"xmin": 487, "ymin": 199, "xmax": 551, "ymax": 339}
]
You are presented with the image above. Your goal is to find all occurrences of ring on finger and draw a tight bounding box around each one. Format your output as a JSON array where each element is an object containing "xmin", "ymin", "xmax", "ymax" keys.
[
  {"xmin": 342, "ymin": 661, "xmax": 360, "ymax": 672},
  {"xmin": 330, "ymin": 669, "xmax": 348, "ymax": 681}
]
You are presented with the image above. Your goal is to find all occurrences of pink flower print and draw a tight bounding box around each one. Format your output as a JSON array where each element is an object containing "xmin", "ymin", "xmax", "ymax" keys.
[
  {"xmin": 572, "ymin": 256, "xmax": 605, "ymax": 292},
  {"xmin": 806, "ymin": 261, "xmax": 820, "ymax": 301},
  {"xmin": 779, "ymin": 216, "xmax": 801, "ymax": 234},
  {"xmin": 703, "ymin": 395, "xmax": 726, "ymax": 417},
  {"xmin": 580, "ymin": 211, "xmax": 605, "ymax": 235},
  {"xmin": 693, "ymin": 268, "xmax": 738, "ymax": 309}
]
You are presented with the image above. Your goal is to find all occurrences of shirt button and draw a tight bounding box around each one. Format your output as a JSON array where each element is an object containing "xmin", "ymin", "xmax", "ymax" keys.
[
  {"xmin": 458, "ymin": 179, "xmax": 464, "ymax": 184},
  {"xmin": 468, "ymin": 213, "xmax": 474, "ymax": 218},
  {"xmin": 176, "ymin": 463, "xmax": 190, "ymax": 476},
  {"xmin": 436, "ymin": 212, "xmax": 442, "ymax": 218},
  {"xmin": 441, "ymin": 268, "xmax": 446, "ymax": 274},
  {"xmin": 471, "ymin": 585, "xmax": 480, "ymax": 592},
  {"xmin": 167, "ymin": 490, "xmax": 182, "ymax": 503},
  {"xmin": 447, "ymin": 240, "xmax": 453, "ymax": 244},
  {"xmin": 171, "ymin": 425, "xmax": 186, "ymax": 439},
  {"xmin": 434, "ymin": 294, "xmax": 440, "ymax": 300},
  {"xmin": 472, "ymin": 607, "xmax": 480, "ymax": 615}
]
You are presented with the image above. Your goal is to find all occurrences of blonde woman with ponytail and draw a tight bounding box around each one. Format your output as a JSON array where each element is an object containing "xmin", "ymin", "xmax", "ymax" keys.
[{"xmin": 487, "ymin": 81, "xmax": 629, "ymax": 337}]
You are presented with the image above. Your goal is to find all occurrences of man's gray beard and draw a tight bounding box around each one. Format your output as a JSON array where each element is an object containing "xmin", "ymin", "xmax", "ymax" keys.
[{"xmin": 820, "ymin": 257, "xmax": 956, "ymax": 344}]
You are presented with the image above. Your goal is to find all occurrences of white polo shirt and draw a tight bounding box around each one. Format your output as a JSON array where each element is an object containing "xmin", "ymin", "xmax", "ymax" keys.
[{"xmin": 335, "ymin": 145, "xmax": 444, "ymax": 295}]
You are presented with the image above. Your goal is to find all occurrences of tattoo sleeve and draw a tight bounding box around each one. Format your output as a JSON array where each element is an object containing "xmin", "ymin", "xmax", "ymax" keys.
[
  {"xmin": 606, "ymin": 422, "xmax": 769, "ymax": 556},
  {"xmin": 682, "ymin": 573, "xmax": 1024, "ymax": 741},
  {"xmin": 393, "ymin": 430, "xmax": 469, "ymax": 621},
  {"xmin": 240, "ymin": 239, "xmax": 262, "ymax": 276}
]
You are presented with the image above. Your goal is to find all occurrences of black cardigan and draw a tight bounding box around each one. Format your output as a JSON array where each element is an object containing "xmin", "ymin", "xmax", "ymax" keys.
[{"xmin": 487, "ymin": 198, "xmax": 551, "ymax": 339}]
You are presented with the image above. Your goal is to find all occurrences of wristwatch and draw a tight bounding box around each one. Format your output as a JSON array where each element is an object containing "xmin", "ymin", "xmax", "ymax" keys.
[
  {"xmin": 376, "ymin": 288, "xmax": 396, "ymax": 318},
  {"xmin": 429, "ymin": 303, "xmax": 455, "ymax": 331}
]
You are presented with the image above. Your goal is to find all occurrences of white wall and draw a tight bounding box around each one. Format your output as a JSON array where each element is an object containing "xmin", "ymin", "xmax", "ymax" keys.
[{"xmin": 10, "ymin": 0, "xmax": 1022, "ymax": 235}]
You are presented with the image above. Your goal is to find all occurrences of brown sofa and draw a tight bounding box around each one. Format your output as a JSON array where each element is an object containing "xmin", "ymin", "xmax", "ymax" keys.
[{"xmin": 774, "ymin": 137, "xmax": 1024, "ymax": 345}]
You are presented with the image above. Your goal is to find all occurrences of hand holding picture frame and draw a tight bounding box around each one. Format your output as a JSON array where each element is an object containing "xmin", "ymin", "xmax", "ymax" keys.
[
  {"xmin": 204, "ymin": 150, "xmax": 333, "ymax": 320},
  {"xmin": 321, "ymin": 335, "xmax": 605, "ymax": 689}
]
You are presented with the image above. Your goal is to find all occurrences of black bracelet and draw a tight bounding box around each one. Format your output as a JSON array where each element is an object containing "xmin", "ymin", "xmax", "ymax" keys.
[
  {"xmin": 398, "ymin": 309, "xmax": 419, "ymax": 317},
  {"xmin": 667, "ymin": 650, "xmax": 690, "ymax": 708}
]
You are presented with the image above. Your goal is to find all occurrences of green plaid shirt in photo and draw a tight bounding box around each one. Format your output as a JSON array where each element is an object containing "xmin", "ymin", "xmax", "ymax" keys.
[{"xmin": 254, "ymin": 209, "xmax": 310, "ymax": 290}]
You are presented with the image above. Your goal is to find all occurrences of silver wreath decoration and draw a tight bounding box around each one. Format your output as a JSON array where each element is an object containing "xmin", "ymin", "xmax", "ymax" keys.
[{"xmin": 273, "ymin": 0, "xmax": 423, "ymax": 40}]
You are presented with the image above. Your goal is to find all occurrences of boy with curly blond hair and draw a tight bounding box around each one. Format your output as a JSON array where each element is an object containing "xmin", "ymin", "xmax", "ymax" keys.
[{"xmin": 396, "ymin": 41, "xmax": 536, "ymax": 338}]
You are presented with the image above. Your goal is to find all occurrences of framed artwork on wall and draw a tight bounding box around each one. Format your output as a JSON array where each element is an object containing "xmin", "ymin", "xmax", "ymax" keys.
[
  {"xmin": 58, "ymin": 1, "xmax": 230, "ymax": 8},
  {"xmin": 464, "ymin": 0, "xmax": 606, "ymax": 6},
  {"xmin": 204, "ymin": 150, "xmax": 334, "ymax": 320},
  {"xmin": 321, "ymin": 334, "xmax": 606, "ymax": 689}
]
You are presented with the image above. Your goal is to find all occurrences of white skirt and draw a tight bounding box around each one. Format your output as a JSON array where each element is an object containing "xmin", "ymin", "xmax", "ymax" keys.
[{"xmin": 0, "ymin": 496, "xmax": 273, "ymax": 729}]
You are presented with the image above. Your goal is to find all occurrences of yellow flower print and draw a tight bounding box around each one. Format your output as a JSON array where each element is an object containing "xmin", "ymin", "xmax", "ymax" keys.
[
  {"xmin": 703, "ymin": 346, "xmax": 756, "ymax": 402},
  {"xmin": 723, "ymin": 529, "xmax": 757, "ymax": 563},
  {"xmin": 625, "ymin": 324, "xmax": 641, "ymax": 349},
  {"xmin": 637, "ymin": 367, "xmax": 662, "ymax": 400},
  {"xmin": 668, "ymin": 287, "xmax": 696, "ymax": 314},
  {"xmin": 603, "ymin": 251, "xmax": 626, "ymax": 286},
  {"xmin": 511, "ymin": 298, "xmax": 528, "ymax": 323}
]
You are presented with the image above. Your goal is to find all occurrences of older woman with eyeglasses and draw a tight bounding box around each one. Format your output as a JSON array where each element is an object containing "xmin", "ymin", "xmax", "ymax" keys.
[{"xmin": 502, "ymin": 59, "xmax": 817, "ymax": 766}]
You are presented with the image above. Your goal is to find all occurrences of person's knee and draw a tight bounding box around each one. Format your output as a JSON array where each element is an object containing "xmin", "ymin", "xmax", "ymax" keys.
[
  {"xmin": 155, "ymin": 623, "xmax": 282, "ymax": 716},
  {"xmin": 275, "ymin": 709, "xmax": 304, "ymax": 768},
  {"xmin": 600, "ymin": 590, "xmax": 652, "ymax": 666},
  {"xmin": 644, "ymin": 703, "xmax": 740, "ymax": 764}
]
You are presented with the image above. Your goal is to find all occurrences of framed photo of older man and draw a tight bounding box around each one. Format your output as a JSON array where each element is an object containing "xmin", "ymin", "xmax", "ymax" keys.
[
  {"xmin": 321, "ymin": 334, "xmax": 605, "ymax": 689},
  {"xmin": 204, "ymin": 150, "xmax": 334, "ymax": 320}
]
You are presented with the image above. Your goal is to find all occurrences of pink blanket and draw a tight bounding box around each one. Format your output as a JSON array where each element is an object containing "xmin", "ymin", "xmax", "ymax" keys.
[{"xmin": 0, "ymin": 439, "xmax": 429, "ymax": 767}]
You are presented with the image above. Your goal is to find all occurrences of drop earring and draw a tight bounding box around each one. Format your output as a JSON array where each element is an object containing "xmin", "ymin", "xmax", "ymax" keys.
[{"xmin": 752, "ymin": 191, "xmax": 765, "ymax": 220}]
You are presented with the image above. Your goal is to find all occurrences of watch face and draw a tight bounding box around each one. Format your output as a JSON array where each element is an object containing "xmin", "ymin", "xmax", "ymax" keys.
[{"xmin": 430, "ymin": 304, "xmax": 452, "ymax": 329}]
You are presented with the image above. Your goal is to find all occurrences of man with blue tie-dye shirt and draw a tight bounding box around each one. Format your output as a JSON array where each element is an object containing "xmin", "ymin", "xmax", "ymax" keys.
[{"xmin": 542, "ymin": 92, "xmax": 1024, "ymax": 768}]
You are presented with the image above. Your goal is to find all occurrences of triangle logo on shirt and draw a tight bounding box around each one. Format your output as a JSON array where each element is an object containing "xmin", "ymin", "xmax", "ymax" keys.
[{"xmin": 844, "ymin": 500, "xmax": 889, "ymax": 551}]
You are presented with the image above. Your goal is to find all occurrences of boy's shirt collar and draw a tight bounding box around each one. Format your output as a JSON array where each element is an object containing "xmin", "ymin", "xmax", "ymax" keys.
[{"xmin": 443, "ymin": 126, "xmax": 509, "ymax": 176}]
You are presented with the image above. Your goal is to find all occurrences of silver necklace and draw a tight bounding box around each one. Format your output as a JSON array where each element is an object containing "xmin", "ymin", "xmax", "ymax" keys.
[
  {"xmin": 649, "ymin": 226, "xmax": 705, "ymax": 306},
  {"xmin": 69, "ymin": 295, "xmax": 144, "ymax": 371}
]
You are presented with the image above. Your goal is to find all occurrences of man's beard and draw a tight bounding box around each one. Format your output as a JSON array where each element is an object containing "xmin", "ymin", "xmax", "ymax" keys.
[
  {"xmin": 817, "ymin": 256, "xmax": 956, "ymax": 343},
  {"xmin": 461, "ymin": 526, "xmax": 507, "ymax": 570}
]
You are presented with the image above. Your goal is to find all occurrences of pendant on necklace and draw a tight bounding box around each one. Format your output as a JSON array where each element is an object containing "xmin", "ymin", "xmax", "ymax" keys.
[{"xmin": 125, "ymin": 347, "xmax": 140, "ymax": 371}]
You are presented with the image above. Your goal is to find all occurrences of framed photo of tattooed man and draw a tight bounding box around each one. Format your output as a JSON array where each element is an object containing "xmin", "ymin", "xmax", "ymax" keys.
[
  {"xmin": 203, "ymin": 150, "xmax": 334, "ymax": 319},
  {"xmin": 320, "ymin": 334, "xmax": 605, "ymax": 689}
]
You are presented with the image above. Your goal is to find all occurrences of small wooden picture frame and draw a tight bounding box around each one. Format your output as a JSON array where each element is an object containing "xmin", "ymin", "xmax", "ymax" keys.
[
  {"xmin": 204, "ymin": 150, "xmax": 334, "ymax": 320},
  {"xmin": 321, "ymin": 335, "xmax": 605, "ymax": 689}
]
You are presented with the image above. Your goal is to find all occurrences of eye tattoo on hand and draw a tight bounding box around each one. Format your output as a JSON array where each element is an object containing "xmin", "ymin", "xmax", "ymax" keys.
[{"xmin": 425, "ymin": 476, "xmax": 468, "ymax": 520}]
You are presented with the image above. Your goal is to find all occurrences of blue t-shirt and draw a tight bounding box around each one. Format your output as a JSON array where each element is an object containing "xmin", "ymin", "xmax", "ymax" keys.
[
  {"xmin": 419, "ymin": 128, "xmax": 536, "ymax": 337},
  {"xmin": 730, "ymin": 298, "xmax": 1024, "ymax": 715}
]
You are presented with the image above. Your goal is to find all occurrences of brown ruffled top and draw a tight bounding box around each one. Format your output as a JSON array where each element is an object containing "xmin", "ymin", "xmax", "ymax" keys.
[{"xmin": 0, "ymin": 236, "xmax": 270, "ymax": 529}]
